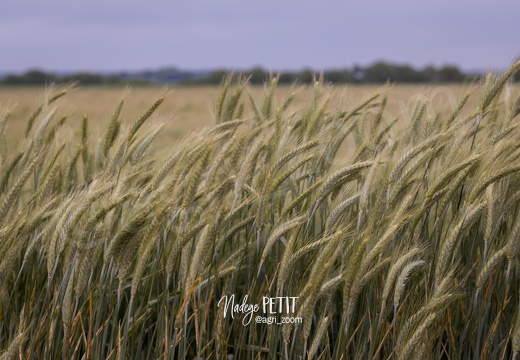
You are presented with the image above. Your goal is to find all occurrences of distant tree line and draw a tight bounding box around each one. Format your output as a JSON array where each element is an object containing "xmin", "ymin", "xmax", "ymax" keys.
[
  {"xmin": 0, "ymin": 70, "xmax": 123, "ymax": 85},
  {"xmin": 2, "ymin": 62, "xmax": 519, "ymax": 86},
  {"xmin": 190, "ymin": 63, "xmax": 487, "ymax": 85}
]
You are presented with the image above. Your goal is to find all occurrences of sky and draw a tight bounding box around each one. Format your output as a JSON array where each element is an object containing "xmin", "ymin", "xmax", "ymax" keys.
[{"xmin": 1, "ymin": 0, "xmax": 519, "ymax": 73}]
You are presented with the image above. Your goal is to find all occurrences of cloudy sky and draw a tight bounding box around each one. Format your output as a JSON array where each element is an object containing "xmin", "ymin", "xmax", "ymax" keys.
[{"xmin": 1, "ymin": 0, "xmax": 519, "ymax": 73}]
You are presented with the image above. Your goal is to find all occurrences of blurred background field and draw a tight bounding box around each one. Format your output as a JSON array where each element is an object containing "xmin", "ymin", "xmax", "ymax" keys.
[{"xmin": 0, "ymin": 83, "xmax": 504, "ymax": 149}]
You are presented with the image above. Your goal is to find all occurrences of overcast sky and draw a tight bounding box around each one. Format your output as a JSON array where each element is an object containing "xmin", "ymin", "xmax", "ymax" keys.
[{"xmin": 1, "ymin": 0, "xmax": 519, "ymax": 73}]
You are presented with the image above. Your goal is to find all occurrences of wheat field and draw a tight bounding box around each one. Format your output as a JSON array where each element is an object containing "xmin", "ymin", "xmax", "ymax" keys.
[{"xmin": 1, "ymin": 63, "xmax": 520, "ymax": 359}]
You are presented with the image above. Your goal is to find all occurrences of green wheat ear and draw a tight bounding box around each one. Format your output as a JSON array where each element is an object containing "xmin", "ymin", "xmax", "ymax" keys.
[
  {"xmin": 127, "ymin": 97, "xmax": 164, "ymax": 143},
  {"xmin": 103, "ymin": 99, "xmax": 124, "ymax": 157},
  {"xmin": 479, "ymin": 60, "xmax": 520, "ymax": 115},
  {"xmin": 0, "ymin": 110, "xmax": 10, "ymax": 159}
]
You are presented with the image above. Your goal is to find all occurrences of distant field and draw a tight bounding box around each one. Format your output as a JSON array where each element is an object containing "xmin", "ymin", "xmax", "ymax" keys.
[{"xmin": 0, "ymin": 84, "xmax": 493, "ymax": 147}]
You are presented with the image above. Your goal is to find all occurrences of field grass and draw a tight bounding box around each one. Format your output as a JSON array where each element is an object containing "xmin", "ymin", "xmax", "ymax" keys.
[{"xmin": 1, "ymin": 64, "xmax": 520, "ymax": 359}]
